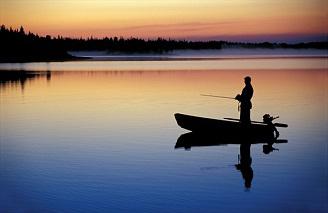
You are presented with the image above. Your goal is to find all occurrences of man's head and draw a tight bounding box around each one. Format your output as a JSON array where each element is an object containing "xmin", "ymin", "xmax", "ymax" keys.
[{"xmin": 244, "ymin": 76, "xmax": 251, "ymax": 84}]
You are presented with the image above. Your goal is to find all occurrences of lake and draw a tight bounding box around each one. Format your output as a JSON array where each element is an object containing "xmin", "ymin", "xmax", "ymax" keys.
[{"xmin": 1, "ymin": 58, "xmax": 327, "ymax": 212}]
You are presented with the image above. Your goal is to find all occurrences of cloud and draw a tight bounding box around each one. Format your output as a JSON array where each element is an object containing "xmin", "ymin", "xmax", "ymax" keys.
[{"xmin": 111, "ymin": 21, "xmax": 239, "ymax": 34}]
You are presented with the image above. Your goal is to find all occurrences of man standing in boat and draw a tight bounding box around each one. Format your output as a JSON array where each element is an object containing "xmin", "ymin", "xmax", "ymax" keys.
[{"xmin": 235, "ymin": 76, "xmax": 253, "ymax": 125}]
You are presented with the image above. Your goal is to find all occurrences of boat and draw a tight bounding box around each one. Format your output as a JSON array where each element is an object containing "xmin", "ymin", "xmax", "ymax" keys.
[{"xmin": 174, "ymin": 113, "xmax": 286, "ymax": 139}]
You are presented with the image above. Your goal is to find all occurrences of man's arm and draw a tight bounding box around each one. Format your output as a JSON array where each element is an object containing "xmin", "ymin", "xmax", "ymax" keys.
[{"xmin": 235, "ymin": 94, "xmax": 242, "ymax": 101}]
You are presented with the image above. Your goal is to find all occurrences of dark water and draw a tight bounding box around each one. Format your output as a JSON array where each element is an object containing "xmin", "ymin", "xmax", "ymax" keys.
[{"xmin": 1, "ymin": 59, "xmax": 327, "ymax": 212}]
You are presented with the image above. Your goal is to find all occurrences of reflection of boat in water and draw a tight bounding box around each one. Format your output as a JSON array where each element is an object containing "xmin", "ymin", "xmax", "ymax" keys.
[
  {"xmin": 175, "ymin": 132, "xmax": 288, "ymax": 150},
  {"xmin": 174, "ymin": 113, "xmax": 287, "ymax": 140},
  {"xmin": 175, "ymin": 132, "xmax": 288, "ymax": 189}
]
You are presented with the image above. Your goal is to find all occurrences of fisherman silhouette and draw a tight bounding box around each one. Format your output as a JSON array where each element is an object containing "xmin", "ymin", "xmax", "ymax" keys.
[{"xmin": 235, "ymin": 76, "xmax": 253, "ymax": 125}]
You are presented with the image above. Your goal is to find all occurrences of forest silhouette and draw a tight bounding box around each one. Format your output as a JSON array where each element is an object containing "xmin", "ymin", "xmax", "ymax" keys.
[{"xmin": 1, "ymin": 25, "xmax": 327, "ymax": 62}]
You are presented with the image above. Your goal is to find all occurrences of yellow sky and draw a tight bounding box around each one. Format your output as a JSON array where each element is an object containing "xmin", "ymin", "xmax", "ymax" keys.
[{"xmin": 0, "ymin": 0, "xmax": 327, "ymax": 41}]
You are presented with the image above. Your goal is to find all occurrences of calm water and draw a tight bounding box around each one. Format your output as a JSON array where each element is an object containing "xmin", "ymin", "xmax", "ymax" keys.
[{"xmin": 1, "ymin": 58, "xmax": 327, "ymax": 212}]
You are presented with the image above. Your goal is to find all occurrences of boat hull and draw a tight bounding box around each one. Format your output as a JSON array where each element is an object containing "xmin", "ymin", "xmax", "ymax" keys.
[{"xmin": 174, "ymin": 113, "xmax": 274, "ymax": 139}]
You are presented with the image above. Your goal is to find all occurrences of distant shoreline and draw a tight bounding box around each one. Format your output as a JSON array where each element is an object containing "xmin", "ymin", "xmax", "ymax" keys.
[
  {"xmin": 82, "ymin": 55, "xmax": 327, "ymax": 61},
  {"xmin": 1, "ymin": 55, "xmax": 326, "ymax": 63},
  {"xmin": 1, "ymin": 25, "xmax": 327, "ymax": 63},
  {"xmin": 0, "ymin": 56, "xmax": 88, "ymax": 63},
  {"xmin": 2, "ymin": 50, "xmax": 326, "ymax": 63}
]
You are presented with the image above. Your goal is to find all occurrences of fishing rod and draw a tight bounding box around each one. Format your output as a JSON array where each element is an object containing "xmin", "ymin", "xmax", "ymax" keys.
[{"xmin": 200, "ymin": 94, "xmax": 236, "ymax": 100}]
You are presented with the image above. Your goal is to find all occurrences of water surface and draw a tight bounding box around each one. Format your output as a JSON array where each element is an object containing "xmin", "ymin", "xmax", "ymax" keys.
[{"xmin": 1, "ymin": 58, "xmax": 327, "ymax": 212}]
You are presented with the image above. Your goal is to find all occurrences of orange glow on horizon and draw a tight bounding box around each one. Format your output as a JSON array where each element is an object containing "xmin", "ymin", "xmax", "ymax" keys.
[{"xmin": 0, "ymin": 0, "xmax": 327, "ymax": 41}]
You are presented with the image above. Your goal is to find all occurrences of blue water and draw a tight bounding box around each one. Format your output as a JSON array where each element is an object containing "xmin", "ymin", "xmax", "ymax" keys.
[{"xmin": 1, "ymin": 59, "xmax": 327, "ymax": 212}]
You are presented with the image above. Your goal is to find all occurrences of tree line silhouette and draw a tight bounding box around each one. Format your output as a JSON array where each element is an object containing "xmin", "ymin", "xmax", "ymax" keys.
[{"xmin": 0, "ymin": 25, "xmax": 327, "ymax": 62}]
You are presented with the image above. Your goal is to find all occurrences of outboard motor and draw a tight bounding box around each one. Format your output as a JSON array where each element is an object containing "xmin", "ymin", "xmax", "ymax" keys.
[
  {"xmin": 263, "ymin": 114, "xmax": 280, "ymax": 138},
  {"xmin": 263, "ymin": 114, "xmax": 277, "ymax": 124}
]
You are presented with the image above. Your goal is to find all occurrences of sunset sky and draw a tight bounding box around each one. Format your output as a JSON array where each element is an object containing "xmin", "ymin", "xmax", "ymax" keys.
[{"xmin": 0, "ymin": 0, "xmax": 327, "ymax": 42}]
